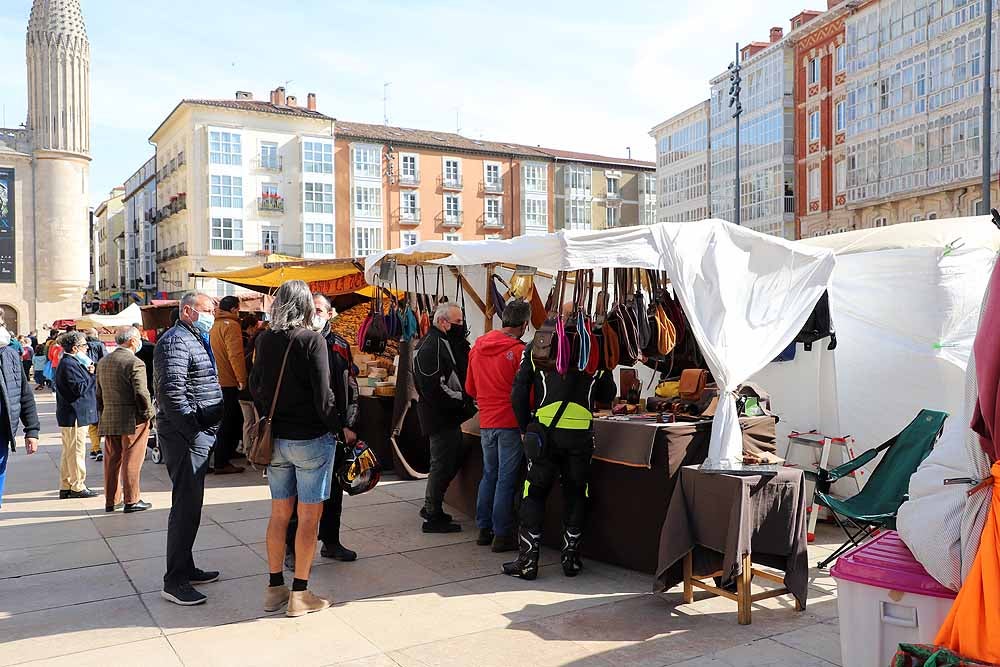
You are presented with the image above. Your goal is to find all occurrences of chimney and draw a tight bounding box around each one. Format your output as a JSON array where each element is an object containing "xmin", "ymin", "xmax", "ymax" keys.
[
  {"xmin": 286, "ymin": 95, "xmax": 297, "ymax": 107},
  {"xmin": 770, "ymin": 26, "xmax": 783, "ymax": 43},
  {"xmin": 269, "ymin": 89, "xmax": 277, "ymax": 104},
  {"xmin": 235, "ymin": 90, "xmax": 253, "ymax": 100},
  {"xmin": 827, "ymin": 0, "xmax": 843, "ymax": 7},
  {"xmin": 275, "ymin": 87, "xmax": 286, "ymax": 105},
  {"xmin": 307, "ymin": 93, "xmax": 317, "ymax": 111}
]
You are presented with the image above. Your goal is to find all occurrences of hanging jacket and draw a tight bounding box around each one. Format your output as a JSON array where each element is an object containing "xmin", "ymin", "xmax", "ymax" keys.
[
  {"xmin": 511, "ymin": 342, "xmax": 617, "ymax": 432},
  {"xmin": 465, "ymin": 330, "xmax": 525, "ymax": 430}
]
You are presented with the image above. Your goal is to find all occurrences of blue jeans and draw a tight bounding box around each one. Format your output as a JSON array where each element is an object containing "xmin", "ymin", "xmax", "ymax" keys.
[
  {"xmin": 0, "ymin": 446, "xmax": 8, "ymax": 508},
  {"xmin": 268, "ymin": 434, "xmax": 336, "ymax": 505},
  {"xmin": 476, "ymin": 428, "xmax": 523, "ymax": 536}
]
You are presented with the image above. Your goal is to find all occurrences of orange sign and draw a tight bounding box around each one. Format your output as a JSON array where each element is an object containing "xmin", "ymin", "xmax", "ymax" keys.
[{"xmin": 309, "ymin": 272, "xmax": 367, "ymax": 296}]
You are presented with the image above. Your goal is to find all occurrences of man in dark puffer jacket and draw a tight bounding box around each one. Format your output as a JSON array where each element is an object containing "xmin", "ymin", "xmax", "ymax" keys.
[{"xmin": 154, "ymin": 291, "xmax": 224, "ymax": 607}]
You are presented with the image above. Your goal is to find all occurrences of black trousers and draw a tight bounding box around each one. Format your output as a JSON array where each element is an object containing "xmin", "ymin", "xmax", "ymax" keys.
[
  {"xmin": 423, "ymin": 425, "xmax": 465, "ymax": 516},
  {"xmin": 285, "ymin": 487, "xmax": 345, "ymax": 551},
  {"xmin": 518, "ymin": 429, "xmax": 593, "ymax": 535},
  {"xmin": 215, "ymin": 387, "xmax": 243, "ymax": 467},
  {"xmin": 161, "ymin": 427, "xmax": 212, "ymax": 587}
]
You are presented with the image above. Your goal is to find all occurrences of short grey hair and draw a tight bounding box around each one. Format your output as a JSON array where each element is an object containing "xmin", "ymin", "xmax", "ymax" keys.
[
  {"xmin": 115, "ymin": 326, "xmax": 141, "ymax": 346},
  {"xmin": 58, "ymin": 331, "xmax": 87, "ymax": 352},
  {"xmin": 270, "ymin": 280, "xmax": 314, "ymax": 330},
  {"xmin": 433, "ymin": 302, "xmax": 460, "ymax": 326},
  {"xmin": 501, "ymin": 300, "xmax": 531, "ymax": 328},
  {"xmin": 84, "ymin": 327, "xmax": 99, "ymax": 339},
  {"xmin": 180, "ymin": 290, "xmax": 212, "ymax": 309}
]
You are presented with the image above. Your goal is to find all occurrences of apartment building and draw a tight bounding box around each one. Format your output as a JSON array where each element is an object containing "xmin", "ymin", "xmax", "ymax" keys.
[
  {"xmin": 122, "ymin": 156, "xmax": 157, "ymax": 300},
  {"xmin": 649, "ymin": 100, "xmax": 712, "ymax": 223},
  {"xmin": 794, "ymin": 5, "xmax": 855, "ymax": 238},
  {"xmin": 548, "ymin": 149, "xmax": 656, "ymax": 231},
  {"xmin": 149, "ymin": 88, "xmax": 335, "ymax": 297},
  {"xmin": 333, "ymin": 122, "xmax": 558, "ymax": 254},
  {"xmin": 843, "ymin": 0, "xmax": 999, "ymax": 227},
  {"xmin": 94, "ymin": 186, "xmax": 125, "ymax": 303},
  {"xmin": 710, "ymin": 27, "xmax": 797, "ymax": 239}
]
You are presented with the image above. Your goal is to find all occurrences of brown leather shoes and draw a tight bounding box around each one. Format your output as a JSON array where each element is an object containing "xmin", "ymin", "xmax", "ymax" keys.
[
  {"xmin": 286, "ymin": 590, "xmax": 330, "ymax": 617},
  {"xmin": 263, "ymin": 585, "xmax": 290, "ymax": 612}
]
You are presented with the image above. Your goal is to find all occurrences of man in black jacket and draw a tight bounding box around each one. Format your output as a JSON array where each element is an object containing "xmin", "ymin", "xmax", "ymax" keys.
[
  {"xmin": 413, "ymin": 302, "xmax": 473, "ymax": 533},
  {"xmin": 503, "ymin": 334, "xmax": 616, "ymax": 580},
  {"xmin": 0, "ymin": 320, "xmax": 40, "ymax": 509},
  {"xmin": 284, "ymin": 294, "xmax": 358, "ymax": 563},
  {"xmin": 153, "ymin": 291, "xmax": 224, "ymax": 607}
]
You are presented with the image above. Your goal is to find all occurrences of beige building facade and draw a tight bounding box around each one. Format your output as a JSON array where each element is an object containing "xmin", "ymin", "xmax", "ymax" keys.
[
  {"xmin": 650, "ymin": 101, "xmax": 711, "ymax": 223},
  {"xmin": 550, "ymin": 152, "xmax": 656, "ymax": 231},
  {"xmin": 94, "ymin": 186, "xmax": 125, "ymax": 302}
]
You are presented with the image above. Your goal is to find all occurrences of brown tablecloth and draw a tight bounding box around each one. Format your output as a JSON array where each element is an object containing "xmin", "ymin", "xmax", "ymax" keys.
[{"xmin": 655, "ymin": 465, "xmax": 809, "ymax": 607}]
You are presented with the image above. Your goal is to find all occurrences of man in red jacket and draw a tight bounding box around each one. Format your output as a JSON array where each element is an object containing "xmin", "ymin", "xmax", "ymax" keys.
[{"xmin": 465, "ymin": 300, "xmax": 530, "ymax": 552}]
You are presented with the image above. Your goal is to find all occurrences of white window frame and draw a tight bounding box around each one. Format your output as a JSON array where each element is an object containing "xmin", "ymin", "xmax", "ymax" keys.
[
  {"xmin": 873, "ymin": 216, "xmax": 887, "ymax": 228},
  {"xmin": 400, "ymin": 191, "xmax": 418, "ymax": 219},
  {"xmin": 835, "ymin": 160, "xmax": 847, "ymax": 194},
  {"xmin": 210, "ymin": 217, "xmax": 244, "ymax": 252},
  {"xmin": 485, "ymin": 196, "xmax": 502, "ymax": 225},
  {"xmin": 443, "ymin": 233, "xmax": 460, "ymax": 242},
  {"xmin": 305, "ymin": 222, "xmax": 336, "ymax": 256},
  {"xmin": 606, "ymin": 176, "xmax": 620, "ymax": 197},
  {"xmin": 443, "ymin": 157, "xmax": 461, "ymax": 186},
  {"xmin": 304, "ymin": 182, "xmax": 334, "ymax": 214},
  {"xmin": 808, "ymin": 167, "xmax": 821, "ymax": 201},
  {"xmin": 565, "ymin": 198, "xmax": 591, "ymax": 230},
  {"xmin": 809, "ymin": 111, "xmax": 821, "ymax": 141},
  {"xmin": 835, "ymin": 100, "xmax": 846, "ymax": 133},
  {"xmin": 261, "ymin": 226, "xmax": 280, "ymax": 254},
  {"xmin": 352, "ymin": 185, "xmax": 381, "ymax": 218},
  {"xmin": 606, "ymin": 206, "xmax": 619, "ymax": 228},
  {"xmin": 259, "ymin": 141, "xmax": 279, "ymax": 169},
  {"xmin": 401, "ymin": 231, "xmax": 419, "ymax": 247},
  {"xmin": 261, "ymin": 183, "xmax": 279, "ymax": 198},
  {"xmin": 565, "ymin": 165, "xmax": 592, "ymax": 195},
  {"xmin": 444, "ymin": 194, "xmax": 461, "ymax": 221},
  {"xmin": 304, "ymin": 141, "xmax": 334, "ymax": 174},
  {"xmin": 523, "ymin": 197, "xmax": 548, "ymax": 231},
  {"xmin": 484, "ymin": 162, "xmax": 501, "ymax": 188},
  {"xmin": 808, "ymin": 57, "xmax": 820, "ymax": 84},
  {"xmin": 210, "ymin": 175, "xmax": 243, "ymax": 209},
  {"xmin": 523, "ymin": 163, "xmax": 547, "ymax": 193},
  {"xmin": 835, "ymin": 44, "xmax": 846, "ymax": 72},
  {"xmin": 209, "ymin": 131, "xmax": 242, "ymax": 166},
  {"xmin": 400, "ymin": 153, "xmax": 418, "ymax": 182}
]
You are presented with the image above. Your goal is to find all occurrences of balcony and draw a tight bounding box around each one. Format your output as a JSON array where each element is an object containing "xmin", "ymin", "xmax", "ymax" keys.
[
  {"xmin": 783, "ymin": 195, "xmax": 796, "ymax": 214},
  {"xmin": 253, "ymin": 156, "xmax": 283, "ymax": 172},
  {"xmin": 480, "ymin": 213, "xmax": 504, "ymax": 229},
  {"xmin": 258, "ymin": 195, "xmax": 285, "ymax": 213},
  {"xmin": 481, "ymin": 179, "xmax": 504, "ymax": 194},
  {"xmin": 177, "ymin": 151, "xmax": 185, "ymax": 167},
  {"xmin": 396, "ymin": 208, "xmax": 421, "ymax": 225},
  {"xmin": 158, "ymin": 242, "xmax": 188, "ymax": 263},
  {"xmin": 438, "ymin": 211, "xmax": 464, "ymax": 228},
  {"xmin": 438, "ymin": 175, "xmax": 463, "ymax": 191},
  {"xmin": 398, "ymin": 170, "xmax": 420, "ymax": 186},
  {"xmin": 605, "ymin": 191, "xmax": 622, "ymax": 201}
]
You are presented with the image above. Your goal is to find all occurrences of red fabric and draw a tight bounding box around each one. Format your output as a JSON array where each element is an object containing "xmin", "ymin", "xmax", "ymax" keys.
[
  {"xmin": 972, "ymin": 259, "xmax": 1000, "ymax": 463},
  {"xmin": 465, "ymin": 330, "xmax": 525, "ymax": 429}
]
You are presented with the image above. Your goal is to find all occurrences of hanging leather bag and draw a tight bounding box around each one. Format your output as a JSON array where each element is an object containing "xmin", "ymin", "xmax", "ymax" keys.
[
  {"xmin": 361, "ymin": 287, "xmax": 388, "ymax": 354},
  {"xmin": 530, "ymin": 271, "xmax": 565, "ymax": 372},
  {"xmin": 608, "ymin": 268, "xmax": 640, "ymax": 366},
  {"xmin": 678, "ymin": 368, "xmax": 709, "ymax": 402},
  {"xmin": 633, "ymin": 269, "xmax": 652, "ymax": 350}
]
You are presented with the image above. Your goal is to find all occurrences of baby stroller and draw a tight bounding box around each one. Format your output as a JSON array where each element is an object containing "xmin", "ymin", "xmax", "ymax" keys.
[{"xmin": 148, "ymin": 402, "xmax": 162, "ymax": 464}]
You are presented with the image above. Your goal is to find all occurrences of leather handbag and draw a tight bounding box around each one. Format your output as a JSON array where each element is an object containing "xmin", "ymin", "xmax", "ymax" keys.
[
  {"xmin": 361, "ymin": 287, "xmax": 389, "ymax": 354},
  {"xmin": 678, "ymin": 368, "xmax": 709, "ymax": 402},
  {"xmin": 609, "ymin": 268, "xmax": 640, "ymax": 366},
  {"xmin": 633, "ymin": 270, "xmax": 652, "ymax": 350},
  {"xmin": 247, "ymin": 330, "xmax": 298, "ymax": 467},
  {"xmin": 529, "ymin": 284, "xmax": 546, "ymax": 329},
  {"xmin": 490, "ymin": 273, "xmax": 509, "ymax": 320},
  {"xmin": 531, "ymin": 272, "xmax": 565, "ymax": 372},
  {"xmin": 592, "ymin": 268, "xmax": 609, "ymax": 369}
]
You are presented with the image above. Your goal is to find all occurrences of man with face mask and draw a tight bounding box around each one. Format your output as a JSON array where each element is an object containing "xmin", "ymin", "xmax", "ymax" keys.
[
  {"xmin": 96, "ymin": 326, "xmax": 154, "ymax": 513},
  {"xmin": 53, "ymin": 332, "xmax": 100, "ymax": 499},
  {"xmin": 413, "ymin": 302, "xmax": 476, "ymax": 533},
  {"xmin": 153, "ymin": 291, "xmax": 224, "ymax": 607},
  {"xmin": 283, "ymin": 294, "xmax": 359, "ymax": 566}
]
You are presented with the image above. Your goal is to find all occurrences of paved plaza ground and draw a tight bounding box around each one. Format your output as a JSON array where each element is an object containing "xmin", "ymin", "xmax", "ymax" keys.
[{"xmin": 0, "ymin": 392, "xmax": 845, "ymax": 666}]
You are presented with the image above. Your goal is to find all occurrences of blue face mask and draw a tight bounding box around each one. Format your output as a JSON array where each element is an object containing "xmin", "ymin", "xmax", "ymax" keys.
[
  {"xmin": 193, "ymin": 311, "xmax": 215, "ymax": 335},
  {"xmin": 74, "ymin": 352, "xmax": 92, "ymax": 367}
]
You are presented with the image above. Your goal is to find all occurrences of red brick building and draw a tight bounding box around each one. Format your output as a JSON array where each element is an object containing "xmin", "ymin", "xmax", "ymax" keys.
[{"xmin": 794, "ymin": 3, "xmax": 853, "ymax": 238}]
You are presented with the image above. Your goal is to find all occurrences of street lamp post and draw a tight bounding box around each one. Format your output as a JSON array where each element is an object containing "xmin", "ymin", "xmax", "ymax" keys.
[
  {"xmin": 729, "ymin": 44, "xmax": 743, "ymax": 226},
  {"xmin": 983, "ymin": 0, "xmax": 993, "ymax": 213}
]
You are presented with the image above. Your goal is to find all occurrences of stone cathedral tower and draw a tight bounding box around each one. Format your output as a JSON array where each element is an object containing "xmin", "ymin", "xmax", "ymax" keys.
[{"xmin": 25, "ymin": 0, "xmax": 91, "ymax": 322}]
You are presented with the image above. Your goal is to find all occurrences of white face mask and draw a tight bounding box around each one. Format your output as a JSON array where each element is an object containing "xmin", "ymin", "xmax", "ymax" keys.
[
  {"xmin": 312, "ymin": 314, "xmax": 328, "ymax": 331},
  {"xmin": 0, "ymin": 327, "xmax": 11, "ymax": 347}
]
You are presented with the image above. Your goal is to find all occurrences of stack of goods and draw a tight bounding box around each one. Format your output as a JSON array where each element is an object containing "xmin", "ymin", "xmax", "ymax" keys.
[
  {"xmin": 331, "ymin": 303, "xmax": 399, "ymax": 361},
  {"xmin": 354, "ymin": 352, "xmax": 397, "ymax": 398}
]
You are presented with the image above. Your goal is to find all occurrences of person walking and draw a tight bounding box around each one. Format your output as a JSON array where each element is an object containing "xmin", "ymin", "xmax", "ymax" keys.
[
  {"xmin": 209, "ymin": 295, "xmax": 247, "ymax": 474},
  {"xmin": 53, "ymin": 332, "xmax": 100, "ymax": 499},
  {"xmin": 32, "ymin": 342, "xmax": 47, "ymax": 391},
  {"xmin": 18, "ymin": 337, "xmax": 32, "ymax": 380},
  {"xmin": 97, "ymin": 326, "xmax": 154, "ymax": 513},
  {"xmin": 250, "ymin": 280, "xmax": 346, "ymax": 617},
  {"xmin": 238, "ymin": 314, "xmax": 260, "ymax": 451},
  {"xmin": 0, "ymin": 318, "xmax": 40, "ymax": 509},
  {"xmin": 133, "ymin": 324, "xmax": 155, "ymax": 399},
  {"xmin": 284, "ymin": 294, "xmax": 358, "ymax": 567},
  {"xmin": 503, "ymin": 308, "xmax": 617, "ymax": 580},
  {"xmin": 154, "ymin": 291, "xmax": 224, "ymax": 606},
  {"xmin": 83, "ymin": 329, "xmax": 107, "ymax": 462},
  {"xmin": 414, "ymin": 302, "xmax": 475, "ymax": 534},
  {"xmin": 465, "ymin": 301, "xmax": 530, "ymax": 552}
]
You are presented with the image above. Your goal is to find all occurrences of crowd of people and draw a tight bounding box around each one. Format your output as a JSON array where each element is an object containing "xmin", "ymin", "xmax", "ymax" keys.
[{"xmin": 0, "ymin": 278, "xmax": 618, "ymax": 618}]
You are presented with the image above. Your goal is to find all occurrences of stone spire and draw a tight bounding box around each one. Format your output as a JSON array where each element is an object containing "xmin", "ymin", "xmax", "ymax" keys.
[{"xmin": 26, "ymin": 0, "xmax": 90, "ymax": 156}]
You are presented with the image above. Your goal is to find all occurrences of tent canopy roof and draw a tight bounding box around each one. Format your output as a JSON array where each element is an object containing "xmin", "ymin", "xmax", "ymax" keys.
[{"xmin": 798, "ymin": 216, "xmax": 1000, "ymax": 255}]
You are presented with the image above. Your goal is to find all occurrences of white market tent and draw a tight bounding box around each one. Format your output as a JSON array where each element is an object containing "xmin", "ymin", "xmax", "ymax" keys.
[
  {"xmin": 73, "ymin": 303, "xmax": 144, "ymax": 331},
  {"xmin": 365, "ymin": 220, "xmax": 837, "ymax": 468},
  {"xmin": 753, "ymin": 215, "xmax": 1000, "ymax": 589}
]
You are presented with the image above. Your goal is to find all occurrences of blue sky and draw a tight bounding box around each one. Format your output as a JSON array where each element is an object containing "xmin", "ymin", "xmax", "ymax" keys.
[{"xmin": 1, "ymin": 0, "xmax": 811, "ymax": 206}]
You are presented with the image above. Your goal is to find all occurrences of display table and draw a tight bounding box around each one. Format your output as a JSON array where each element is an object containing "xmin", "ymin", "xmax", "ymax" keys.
[
  {"xmin": 445, "ymin": 415, "xmax": 776, "ymax": 573},
  {"xmin": 655, "ymin": 465, "xmax": 809, "ymax": 623}
]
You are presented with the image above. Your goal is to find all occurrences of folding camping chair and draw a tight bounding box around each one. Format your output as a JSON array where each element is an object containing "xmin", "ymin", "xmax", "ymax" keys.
[{"xmin": 809, "ymin": 409, "xmax": 948, "ymax": 569}]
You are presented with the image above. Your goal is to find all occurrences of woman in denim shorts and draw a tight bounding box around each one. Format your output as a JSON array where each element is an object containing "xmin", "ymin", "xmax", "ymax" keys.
[{"xmin": 250, "ymin": 280, "xmax": 348, "ymax": 617}]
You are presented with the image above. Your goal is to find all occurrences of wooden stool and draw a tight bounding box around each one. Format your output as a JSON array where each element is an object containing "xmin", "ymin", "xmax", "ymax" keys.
[{"xmin": 682, "ymin": 551, "xmax": 805, "ymax": 625}]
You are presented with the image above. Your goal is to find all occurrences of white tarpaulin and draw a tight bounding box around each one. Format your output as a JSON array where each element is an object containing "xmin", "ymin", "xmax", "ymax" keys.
[
  {"xmin": 74, "ymin": 303, "xmax": 143, "ymax": 331},
  {"xmin": 365, "ymin": 220, "xmax": 836, "ymax": 467},
  {"xmin": 752, "ymin": 216, "xmax": 999, "ymax": 589}
]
